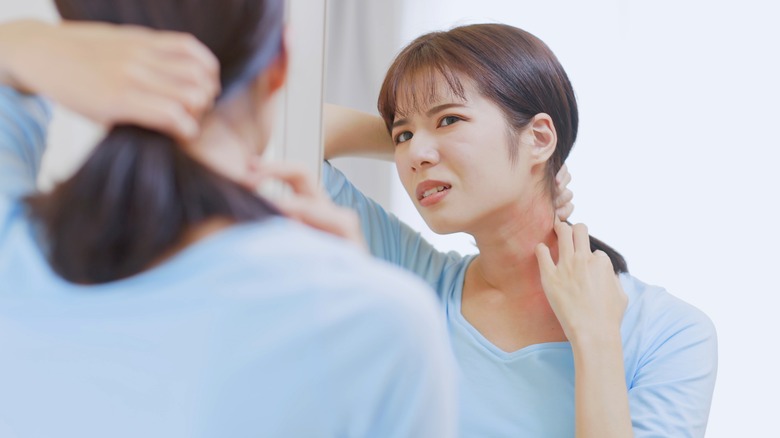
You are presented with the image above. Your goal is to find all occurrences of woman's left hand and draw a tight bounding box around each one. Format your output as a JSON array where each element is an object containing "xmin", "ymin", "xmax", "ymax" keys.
[
  {"xmin": 534, "ymin": 220, "xmax": 627, "ymax": 345},
  {"xmin": 248, "ymin": 160, "xmax": 368, "ymax": 252}
]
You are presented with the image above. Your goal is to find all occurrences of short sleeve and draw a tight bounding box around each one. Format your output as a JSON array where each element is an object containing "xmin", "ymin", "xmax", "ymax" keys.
[
  {"xmin": 0, "ymin": 87, "xmax": 51, "ymax": 200},
  {"xmin": 627, "ymin": 292, "xmax": 718, "ymax": 438},
  {"xmin": 322, "ymin": 160, "xmax": 464, "ymax": 299}
]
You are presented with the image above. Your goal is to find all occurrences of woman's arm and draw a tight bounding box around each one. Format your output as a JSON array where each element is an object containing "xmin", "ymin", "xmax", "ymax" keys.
[
  {"xmin": 323, "ymin": 104, "xmax": 395, "ymax": 161},
  {"xmin": 323, "ymin": 103, "xmax": 576, "ymax": 220},
  {"xmin": 0, "ymin": 19, "xmax": 219, "ymax": 199},
  {"xmin": 0, "ymin": 19, "xmax": 219, "ymax": 140},
  {"xmin": 536, "ymin": 221, "xmax": 633, "ymax": 438}
]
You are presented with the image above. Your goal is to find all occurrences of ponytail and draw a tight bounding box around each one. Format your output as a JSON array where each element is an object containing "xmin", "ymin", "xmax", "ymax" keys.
[
  {"xmin": 588, "ymin": 234, "xmax": 628, "ymax": 274},
  {"xmin": 26, "ymin": 126, "xmax": 277, "ymax": 284}
]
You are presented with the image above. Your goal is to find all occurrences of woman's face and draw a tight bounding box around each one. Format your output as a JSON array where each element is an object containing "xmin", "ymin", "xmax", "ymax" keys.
[{"xmin": 391, "ymin": 75, "xmax": 543, "ymax": 236}]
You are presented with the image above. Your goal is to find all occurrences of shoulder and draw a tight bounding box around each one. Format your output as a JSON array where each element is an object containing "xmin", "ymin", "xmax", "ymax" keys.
[
  {"xmin": 0, "ymin": 87, "xmax": 51, "ymax": 127},
  {"xmin": 620, "ymin": 273, "xmax": 717, "ymax": 362},
  {"xmin": 622, "ymin": 273, "xmax": 715, "ymax": 334},
  {"xmin": 0, "ymin": 196, "xmax": 26, "ymax": 246},
  {"xmin": 207, "ymin": 217, "xmax": 445, "ymax": 332}
]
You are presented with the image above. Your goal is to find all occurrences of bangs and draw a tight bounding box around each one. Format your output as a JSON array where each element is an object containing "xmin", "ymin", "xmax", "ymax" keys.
[
  {"xmin": 392, "ymin": 66, "xmax": 467, "ymax": 120},
  {"xmin": 378, "ymin": 41, "xmax": 468, "ymax": 131}
]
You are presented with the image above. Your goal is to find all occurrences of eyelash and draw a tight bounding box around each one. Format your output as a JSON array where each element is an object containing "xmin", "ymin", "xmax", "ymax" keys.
[
  {"xmin": 439, "ymin": 115, "xmax": 461, "ymax": 127},
  {"xmin": 393, "ymin": 115, "xmax": 464, "ymax": 145}
]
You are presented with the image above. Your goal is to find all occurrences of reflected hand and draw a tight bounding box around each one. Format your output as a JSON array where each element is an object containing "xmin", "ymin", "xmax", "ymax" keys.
[{"xmin": 534, "ymin": 220, "xmax": 627, "ymax": 346}]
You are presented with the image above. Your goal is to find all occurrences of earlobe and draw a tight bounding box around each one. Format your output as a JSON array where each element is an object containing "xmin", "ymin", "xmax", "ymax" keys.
[
  {"xmin": 250, "ymin": 31, "xmax": 288, "ymax": 105},
  {"xmin": 267, "ymin": 30, "xmax": 289, "ymax": 93},
  {"xmin": 529, "ymin": 113, "xmax": 557, "ymax": 164}
]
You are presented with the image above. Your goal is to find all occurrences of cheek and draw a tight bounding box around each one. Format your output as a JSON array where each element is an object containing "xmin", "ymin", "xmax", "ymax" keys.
[{"xmin": 394, "ymin": 164, "xmax": 414, "ymax": 196}]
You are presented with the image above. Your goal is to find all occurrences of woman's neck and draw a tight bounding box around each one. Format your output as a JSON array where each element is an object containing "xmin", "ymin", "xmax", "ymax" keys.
[{"xmin": 470, "ymin": 198, "xmax": 558, "ymax": 299}]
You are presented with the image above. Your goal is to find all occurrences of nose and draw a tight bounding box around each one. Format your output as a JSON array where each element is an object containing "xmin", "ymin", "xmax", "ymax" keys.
[{"xmin": 407, "ymin": 133, "xmax": 440, "ymax": 173}]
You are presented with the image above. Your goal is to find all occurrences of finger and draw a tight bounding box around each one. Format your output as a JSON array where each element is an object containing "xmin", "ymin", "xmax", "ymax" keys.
[
  {"xmin": 555, "ymin": 202, "xmax": 574, "ymax": 222},
  {"xmin": 273, "ymin": 195, "xmax": 355, "ymax": 241},
  {"xmin": 257, "ymin": 162, "xmax": 321, "ymax": 198},
  {"xmin": 572, "ymin": 223, "xmax": 590, "ymax": 254},
  {"xmin": 592, "ymin": 249, "xmax": 616, "ymax": 272},
  {"xmin": 271, "ymin": 194, "xmax": 311, "ymax": 221},
  {"xmin": 554, "ymin": 188, "xmax": 573, "ymax": 208},
  {"xmin": 535, "ymin": 242, "xmax": 556, "ymax": 276},
  {"xmin": 554, "ymin": 220, "xmax": 574, "ymax": 259},
  {"xmin": 149, "ymin": 48, "xmax": 220, "ymax": 96},
  {"xmin": 115, "ymin": 91, "xmax": 199, "ymax": 141},
  {"xmin": 239, "ymin": 155, "xmax": 269, "ymax": 190},
  {"xmin": 154, "ymin": 32, "xmax": 220, "ymax": 81},
  {"xmin": 556, "ymin": 164, "xmax": 572, "ymax": 187},
  {"xmin": 130, "ymin": 64, "xmax": 216, "ymax": 119}
]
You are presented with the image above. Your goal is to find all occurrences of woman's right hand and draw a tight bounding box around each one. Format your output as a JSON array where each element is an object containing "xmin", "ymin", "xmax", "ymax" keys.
[{"xmin": 0, "ymin": 19, "xmax": 220, "ymax": 141}]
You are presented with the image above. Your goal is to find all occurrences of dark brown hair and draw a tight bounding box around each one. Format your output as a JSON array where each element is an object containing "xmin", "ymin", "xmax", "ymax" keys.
[
  {"xmin": 378, "ymin": 23, "xmax": 627, "ymax": 273},
  {"xmin": 26, "ymin": 0, "xmax": 285, "ymax": 283}
]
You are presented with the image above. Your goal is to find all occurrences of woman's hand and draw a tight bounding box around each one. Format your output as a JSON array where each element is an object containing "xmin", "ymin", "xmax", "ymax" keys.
[
  {"xmin": 534, "ymin": 220, "xmax": 626, "ymax": 345},
  {"xmin": 554, "ymin": 164, "xmax": 574, "ymax": 221},
  {"xmin": 536, "ymin": 220, "xmax": 633, "ymax": 438},
  {"xmin": 250, "ymin": 160, "xmax": 369, "ymax": 252},
  {"xmin": 0, "ymin": 19, "xmax": 220, "ymax": 141}
]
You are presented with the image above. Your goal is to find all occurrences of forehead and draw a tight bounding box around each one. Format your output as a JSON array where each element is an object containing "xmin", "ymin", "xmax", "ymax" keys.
[{"xmin": 393, "ymin": 68, "xmax": 477, "ymax": 119}]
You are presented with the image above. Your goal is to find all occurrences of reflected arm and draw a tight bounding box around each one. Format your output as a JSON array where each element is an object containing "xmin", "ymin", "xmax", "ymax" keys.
[{"xmin": 323, "ymin": 103, "xmax": 394, "ymax": 161}]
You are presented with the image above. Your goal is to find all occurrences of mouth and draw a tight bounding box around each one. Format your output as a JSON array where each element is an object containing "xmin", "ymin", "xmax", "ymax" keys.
[
  {"xmin": 415, "ymin": 180, "xmax": 452, "ymax": 206},
  {"xmin": 418, "ymin": 185, "xmax": 450, "ymax": 200}
]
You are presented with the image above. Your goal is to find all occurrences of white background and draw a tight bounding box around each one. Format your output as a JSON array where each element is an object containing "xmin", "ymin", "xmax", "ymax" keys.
[{"xmin": 2, "ymin": 0, "xmax": 778, "ymax": 436}]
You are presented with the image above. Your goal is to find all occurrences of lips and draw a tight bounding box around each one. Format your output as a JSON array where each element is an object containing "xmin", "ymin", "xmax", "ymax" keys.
[{"xmin": 415, "ymin": 180, "xmax": 452, "ymax": 206}]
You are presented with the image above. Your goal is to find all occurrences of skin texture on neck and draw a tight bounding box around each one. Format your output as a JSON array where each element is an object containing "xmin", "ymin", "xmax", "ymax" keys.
[
  {"xmin": 470, "ymin": 182, "xmax": 558, "ymax": 299},
  {"xmin": 462, "ymin": 198, "xmax": 566, "ymax": 352}
]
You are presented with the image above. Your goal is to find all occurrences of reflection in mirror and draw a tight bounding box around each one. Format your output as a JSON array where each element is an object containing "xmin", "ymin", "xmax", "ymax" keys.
[{"xmin": 321, "ymin": 2, "xmax": 727, "ymax": 437}]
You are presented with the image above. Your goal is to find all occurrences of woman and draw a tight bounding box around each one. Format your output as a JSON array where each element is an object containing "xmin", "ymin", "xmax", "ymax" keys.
[
  {"xmin": 324, "ymin": 23, "xmax": 718, "ymax": 437},
  {"xmin": 0, "ymin": 1, "xmax": 458, "ymax": 436}
]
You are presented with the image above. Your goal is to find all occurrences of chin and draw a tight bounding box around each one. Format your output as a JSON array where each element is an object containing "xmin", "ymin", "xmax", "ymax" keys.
[{"xmin": 421, "ymin": 214, "xmax": 462, "ymax": 236}]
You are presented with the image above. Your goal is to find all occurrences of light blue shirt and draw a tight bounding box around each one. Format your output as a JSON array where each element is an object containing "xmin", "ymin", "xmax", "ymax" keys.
[
  {"xmin": 324, "ymin": 161, "xmax": 718, "ymax": 438},
  {"xmin": 0, "ymin": 87, "xmax": 458, "ymax": 438}
]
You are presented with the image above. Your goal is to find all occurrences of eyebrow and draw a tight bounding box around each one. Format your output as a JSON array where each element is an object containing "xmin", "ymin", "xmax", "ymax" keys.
[{"xmin": 391, "ymin": 103, "xmax": 468, "ymax": 129}]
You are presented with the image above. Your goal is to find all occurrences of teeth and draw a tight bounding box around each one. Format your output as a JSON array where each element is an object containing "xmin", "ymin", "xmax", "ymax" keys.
[{"xmin": 422, "ymin": 186, "xmax": 447, "ymax": 198}]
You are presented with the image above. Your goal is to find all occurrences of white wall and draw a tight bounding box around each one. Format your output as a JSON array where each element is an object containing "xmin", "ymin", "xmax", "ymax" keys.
[
  {"xmin": 385, "ymin": 1, "xmax": 779, "ymax": 436},
  {"xmin": 324, "ymin": 0, "xmax": 401, "ymax": 209}
]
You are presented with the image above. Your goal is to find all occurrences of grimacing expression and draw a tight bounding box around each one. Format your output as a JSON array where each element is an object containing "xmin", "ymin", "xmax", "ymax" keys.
[{"xmin": 391, "ymin": 75, "xmax": 546, "ymax": 237}]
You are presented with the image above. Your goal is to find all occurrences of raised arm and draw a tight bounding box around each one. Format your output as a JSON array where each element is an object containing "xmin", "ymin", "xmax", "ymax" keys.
[
  {"xmin": 0, "ymin": 19, "xmax": 218, "ymax": 140},
  {"xmin": 0, "ymin": 19, "xmax": 218, "ymax": 200},
  {"xmin": 323, "ymin": 103, "xmax": 394, "ymax": 161},
  {"xmin": 323, "ymin": 103, "xmax": 576, "ymax": 220}
]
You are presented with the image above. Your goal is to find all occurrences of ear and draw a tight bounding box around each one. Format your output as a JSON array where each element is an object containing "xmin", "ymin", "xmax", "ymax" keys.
[
  {"xmin": 527, "ymin": 113, "xmax": 557, "ymax": 165},
  {"xmin": 266, "ymin": 27, "xmax": 289, "ymax": 93}
]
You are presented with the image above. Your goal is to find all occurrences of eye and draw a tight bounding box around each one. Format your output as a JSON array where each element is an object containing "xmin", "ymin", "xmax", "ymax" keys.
[
  {"xmin": 394, "ymin": 131, "xmax": 413, "ymax": 144},
  {"xmin": 439, "ymin": 115, "xmax": 462, "ymax": 127}
]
